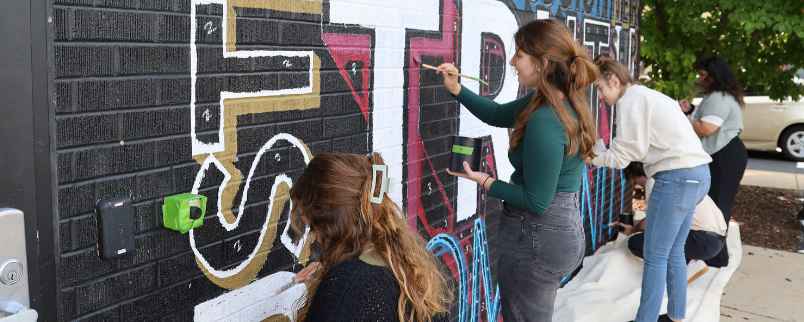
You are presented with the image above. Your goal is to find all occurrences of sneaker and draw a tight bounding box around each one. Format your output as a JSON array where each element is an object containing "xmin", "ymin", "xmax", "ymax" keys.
[
  {"xmin": 658, "ymin": 314, "xmax": 674, "ymax": 322},
  {"xmin": 626, "ymin": 315, "xmax": 674, "ymax": 322}
]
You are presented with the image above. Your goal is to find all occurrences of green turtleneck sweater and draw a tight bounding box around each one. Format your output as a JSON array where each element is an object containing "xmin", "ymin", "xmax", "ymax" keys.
[{"xmin": 456, "ymin": 87, "xmax": 583, "ymax": 215}]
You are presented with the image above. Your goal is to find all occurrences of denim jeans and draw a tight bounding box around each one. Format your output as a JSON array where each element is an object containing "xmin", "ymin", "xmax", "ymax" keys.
[
  {"xmin": 635, "ymin": 165, "xmax": 711, "ymax": 322},
  {"xmin": 495, "ymin": 192, "xmax": 585, "ymax": 322}
]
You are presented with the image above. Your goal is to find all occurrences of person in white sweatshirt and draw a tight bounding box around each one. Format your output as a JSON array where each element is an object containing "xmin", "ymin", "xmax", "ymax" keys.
[
  {"xmin": 592, "ymin": 56, "xmax": 712, "ymax": 322},
  {"xmin": 617, "ymin": 162, "xmax": 727, "ymax": 264}
]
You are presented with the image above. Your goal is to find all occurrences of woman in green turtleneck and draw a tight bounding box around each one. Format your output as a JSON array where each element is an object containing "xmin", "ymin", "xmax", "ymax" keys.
[{"xmin": 436, "ymin": 19, "xmax": 598, "ymax": 321}]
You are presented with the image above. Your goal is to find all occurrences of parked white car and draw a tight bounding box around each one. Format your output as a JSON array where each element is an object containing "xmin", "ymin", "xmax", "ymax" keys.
[
  {"xmin": 740, "ymin": 95, "xmax": 804, "ymax": 161},
  {"xmin": 692, "ymin": 70, "xmax": 804, "ymax": 161}
]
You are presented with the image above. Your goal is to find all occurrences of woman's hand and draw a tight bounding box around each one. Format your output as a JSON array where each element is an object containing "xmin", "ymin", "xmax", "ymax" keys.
[
  {"xmin": 612, "ymin": 222, "xmax": 637, "ymax": 235},
  {"xmin": 437, "ymin": 63, "xmax": 462, "ymax": 96},
  {"xmin": 679, "ymin": 99, "xmax": 693, "ymax": 114},
  {"xmin": 593, "ymin": 138, "xmax": 608, "ymax": 155},
  {"xmin": 447, "ymin": 161, "xmax": 495, "ymax": 191},
  {"xmin": 294, "ymin": 262, "xmax": 321, "ymax": 283}
]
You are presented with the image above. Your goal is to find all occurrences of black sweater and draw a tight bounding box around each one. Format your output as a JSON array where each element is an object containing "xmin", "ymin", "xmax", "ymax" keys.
[{"xmin": 304, "ymin": 259, "xmax": 449, "ymax": 322}]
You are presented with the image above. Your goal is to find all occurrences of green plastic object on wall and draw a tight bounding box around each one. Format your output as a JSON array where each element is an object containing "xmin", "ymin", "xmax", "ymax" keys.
[{"xmin": 162, "ymin": 193, "xmax": 207, "ymax": 234}]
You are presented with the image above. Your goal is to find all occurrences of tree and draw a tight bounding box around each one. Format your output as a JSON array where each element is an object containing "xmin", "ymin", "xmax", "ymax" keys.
[{"xmin": 639, "ymin": 0, "xmax": 803, "ymax": 101}]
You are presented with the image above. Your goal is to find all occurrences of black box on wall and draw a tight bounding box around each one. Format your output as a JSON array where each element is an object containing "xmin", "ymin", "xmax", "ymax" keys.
[{"xmin": 95, "ymin": 198, "xmax": 135, "ymax": 259}]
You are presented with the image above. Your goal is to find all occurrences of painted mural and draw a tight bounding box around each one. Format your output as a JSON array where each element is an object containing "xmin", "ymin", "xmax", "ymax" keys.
[{"xmin": 184, "ymin": 0, "xmax": 639, "ymax": 321}]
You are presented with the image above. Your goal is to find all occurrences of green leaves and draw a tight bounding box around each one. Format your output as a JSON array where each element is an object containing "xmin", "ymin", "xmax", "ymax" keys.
[{"xmin": 640, "ymin": 0, "xmax": 803, "ymax": 101}]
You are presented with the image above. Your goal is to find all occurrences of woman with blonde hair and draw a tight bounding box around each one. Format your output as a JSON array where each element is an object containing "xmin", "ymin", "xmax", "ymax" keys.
[
  {"xmin": 290, "ymin": 152, "xmax": 451, "ymax": 322},
  {"xmin": 438, "ymin": 19, "xmax": 598, "ymax": 321},
  {"xmin": 592, "ymin": 56, "xmax": 712, "ymax": 322}
]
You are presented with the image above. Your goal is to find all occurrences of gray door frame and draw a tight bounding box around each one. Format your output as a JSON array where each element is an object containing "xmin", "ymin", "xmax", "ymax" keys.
[{"xmin": 0, "ymin": 0, "xmax": 58, "ymax": 320}]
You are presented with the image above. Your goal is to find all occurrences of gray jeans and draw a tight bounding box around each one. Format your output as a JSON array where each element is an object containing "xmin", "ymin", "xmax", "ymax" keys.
[{"xmin": 495, "ymin": 192, "xmax": 585, "ymax": 322}]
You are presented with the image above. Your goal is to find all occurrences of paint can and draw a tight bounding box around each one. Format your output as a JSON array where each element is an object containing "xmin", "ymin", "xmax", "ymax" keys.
[
  {"xmin": 450, "ymin": 136, "xmax": 482, "ymax": 173},
  {"xmin": 619, "ymin": 211, "xmax": 634, "ymax": 226}
]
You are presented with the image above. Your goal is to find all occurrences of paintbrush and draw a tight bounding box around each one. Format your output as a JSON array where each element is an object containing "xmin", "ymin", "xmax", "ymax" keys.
[
  {"xmin": 417, "ymin": 61, "xmax": 489, "ymax": 86},
  {"xmin": 273, "ymin": 279, "xmax": 299, "ymax": 295},
  {"xmin": 273, "ymin": 262, "xmax": 321, "ymax": 295}
]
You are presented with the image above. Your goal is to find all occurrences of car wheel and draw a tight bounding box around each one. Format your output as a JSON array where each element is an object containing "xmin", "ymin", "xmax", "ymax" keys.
[{"xmin": 780, "ymin": 125, "xmax": 804, "ymax": 162}]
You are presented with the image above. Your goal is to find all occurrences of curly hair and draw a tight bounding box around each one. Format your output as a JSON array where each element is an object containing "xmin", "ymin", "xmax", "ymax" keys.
[{"xmin": 290, "ymin": 152, "xmax": 452, "ymax": 322}]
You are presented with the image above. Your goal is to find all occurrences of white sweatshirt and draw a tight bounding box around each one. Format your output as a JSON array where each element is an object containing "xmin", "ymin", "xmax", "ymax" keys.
[{"xmin": 592, "ymin": 85, "xmax": 712, "ymax": 177}]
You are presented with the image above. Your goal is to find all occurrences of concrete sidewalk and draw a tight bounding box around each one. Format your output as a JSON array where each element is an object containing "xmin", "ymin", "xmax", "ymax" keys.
[
  {"xmin": 741, "ymin": 157, "xmax": 804, "ymax": 191},
  {"xmin": 722, "ymin": 156, "xmax": 803, "ymax": 321},
  {"xmin": 741, "ymin": 169, "xmax": 804, "ymax": 191},
  {"xmin": 720, "ymin": 246, "xmax": 802, "ymax": 321}
]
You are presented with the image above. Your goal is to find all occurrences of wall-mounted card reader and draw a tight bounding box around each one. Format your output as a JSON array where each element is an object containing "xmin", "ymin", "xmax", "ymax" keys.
[{"xmin": 95, "ymin": 198, "xmax": 135, "ymax": 259}]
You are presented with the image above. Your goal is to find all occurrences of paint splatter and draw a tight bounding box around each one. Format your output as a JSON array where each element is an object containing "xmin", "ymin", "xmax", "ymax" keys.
[{"xmin": 203, "ymin": 21, "xmax": 217, "ymax": 35}]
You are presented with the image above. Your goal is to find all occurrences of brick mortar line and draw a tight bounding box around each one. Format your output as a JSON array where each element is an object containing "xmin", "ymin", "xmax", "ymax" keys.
[
  {"xmin": 56, "ymin": 131, "xmax": 194, "ymax": 151},
  {"xmin": 64, "ymin": 254, "xmax": 296, "ymax": 322},
  {"xmin": 54, "ymin": 74, "xmax": 189, "ymax": 82},
  {"xmin": 56, "ymin": 112, "xmax": 368, "ymax": 152},
  {"xmin": 56, "ymin": 72, "xmax": 188, "ymax": 81},
  {"xmin": 61, "ymin": 222, "xmax": 272, "ymax": 260},
  {"xmin": 55, "ymin": 128, "xmax": 306, "ymax": 152},
  {"xmin": 56, "ymin": 103, "xmax": 192, "ymax": 118},
  {"xmin": 54, "ymin": 4, "xmax": 190, "ymax": 16},
  {"xmin": 59, "ymin": 190, "xmax": 286, "ymax": 226},
  {"xmin": 54, "ymin": 135, "xmax": 342, "ymax": 184},
  {"xmin": 61, "ymin": 224, "xmax": 296, "ymax": 291},
  {"xmin": 54, "ymin": 3, "xmax": 326, "ymax": 22},
  {"xmin": 54, "ymin": 69, "xmax": 382, "ymax": 80},
  {"xmin": 54, "ymin": 42, "xmax": 343, "ymax": 51},
  {"xmin": 55, "ymin": 98, "xmax": 380, "ymax": 118}
]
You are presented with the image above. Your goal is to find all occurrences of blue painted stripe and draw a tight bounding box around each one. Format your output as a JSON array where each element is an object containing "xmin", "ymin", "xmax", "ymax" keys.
[
  {"xmin": 426, "ymin": 218, "xmax": 501, "ymax": 322},
  {"xmin": 609, "ymin": 167, "xmax": 614, "ymax": 237},
  {"xmin": 620, "ymin": 169, "xmax": 626, "ymax": 215}
]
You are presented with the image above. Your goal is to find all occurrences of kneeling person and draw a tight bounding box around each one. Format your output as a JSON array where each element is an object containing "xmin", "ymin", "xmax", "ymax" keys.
[{"xmin": 619, "ymin": 163, "xmax": 727, "ymax": 263}]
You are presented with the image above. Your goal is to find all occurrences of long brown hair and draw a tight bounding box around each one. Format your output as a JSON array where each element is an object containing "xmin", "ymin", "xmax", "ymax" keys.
[
  {"xmin": 290, "ymin": 152, "xmax": 451, "ymax": 322},
  {"xmin": 511, "ymin": 19, "xmax": 598, "ymax": 160}
]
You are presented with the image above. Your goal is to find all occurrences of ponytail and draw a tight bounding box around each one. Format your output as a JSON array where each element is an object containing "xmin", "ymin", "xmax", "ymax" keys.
[{"xmin": 510, "ymin": 19, "xmax": 598, "ymax": 160}]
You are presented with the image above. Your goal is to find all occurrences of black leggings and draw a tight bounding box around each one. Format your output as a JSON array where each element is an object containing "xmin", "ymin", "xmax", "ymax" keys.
[
  {"xmin": 708, "ymin": 136, "xmax": 748, "ymax": 222},
  {"xmin": 705, "ymin": 136, "xmax": 747, "ymax": 267},
  {"xmin": 628, "ymin": 231, "xmax": 725, "ymax": 263}
]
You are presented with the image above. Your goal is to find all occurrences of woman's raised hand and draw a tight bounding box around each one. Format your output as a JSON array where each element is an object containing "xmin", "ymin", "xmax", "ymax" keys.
[
  {"xmin": 447, "ymin": 161, "xmax": 495, "ymax": 191},
  {"xmin": 679, "ymin": 99, "xmax": 693, "ymax": 113},
  {"xmin": 437, "ymin": 63, "xmax": 462, "ymax": 96}
]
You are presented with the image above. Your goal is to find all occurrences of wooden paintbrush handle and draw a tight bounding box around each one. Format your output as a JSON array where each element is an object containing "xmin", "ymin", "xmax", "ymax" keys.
[{"xmin": 421, "ymin": 63, "xmax": 489, "ymax": 86}]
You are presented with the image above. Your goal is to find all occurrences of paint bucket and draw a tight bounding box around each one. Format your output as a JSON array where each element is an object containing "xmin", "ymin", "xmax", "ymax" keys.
[
  {"xmin": 450, "ymin": 136, "xmax": 482, "ymax": 173},
  {"xmin": 619, "ymin": 211, "xmax": 634, "ymax": 226}
]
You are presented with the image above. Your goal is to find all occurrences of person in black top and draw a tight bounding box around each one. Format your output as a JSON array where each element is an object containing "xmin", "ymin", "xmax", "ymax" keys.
[{"xmin": 289, "ymin": 152, "xmax": 452, "ymax": 322}]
